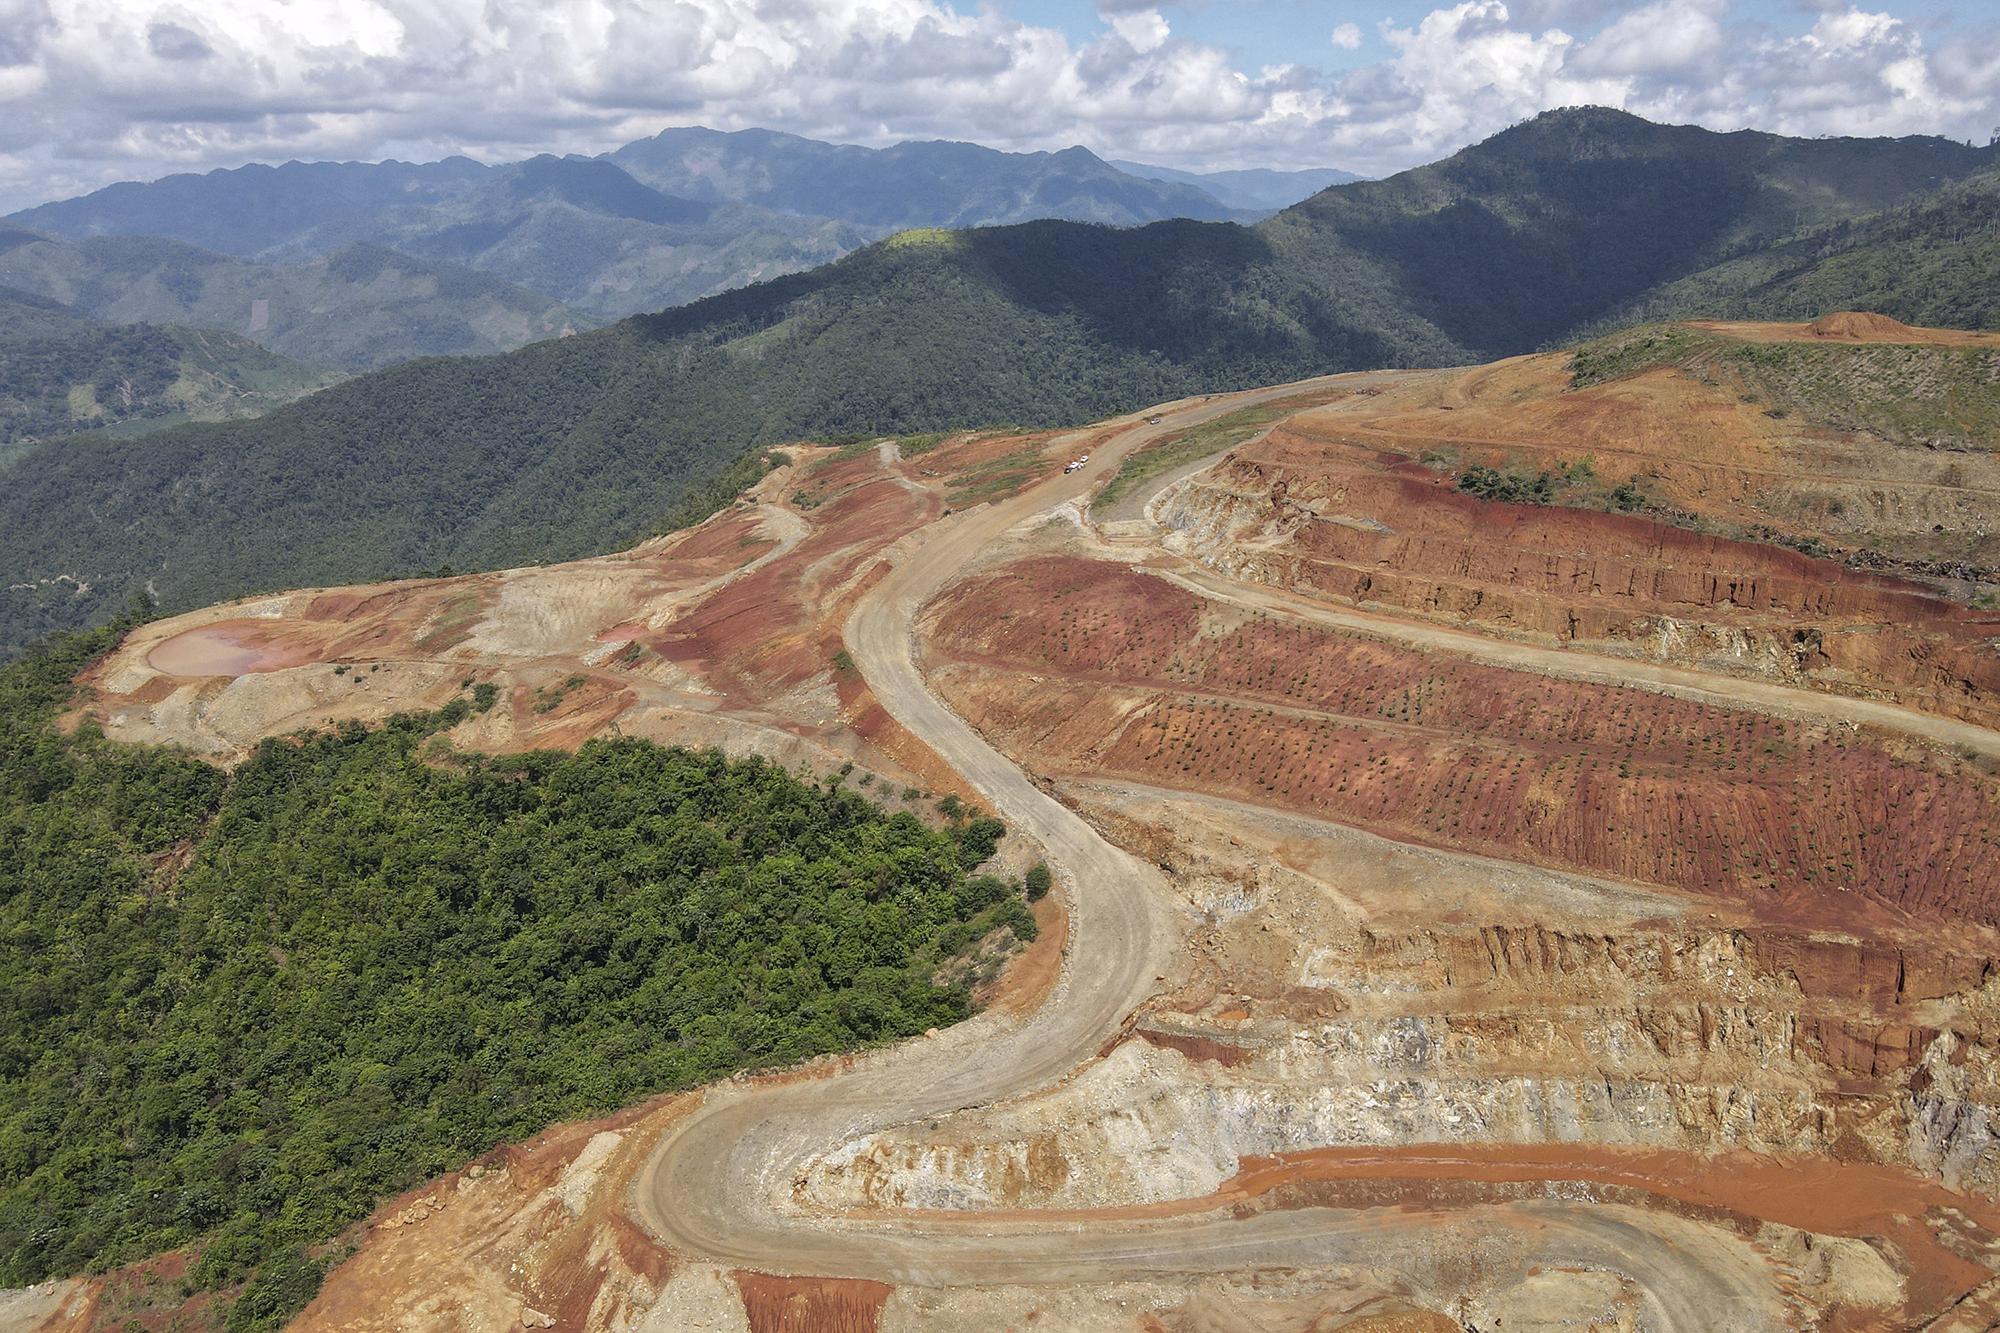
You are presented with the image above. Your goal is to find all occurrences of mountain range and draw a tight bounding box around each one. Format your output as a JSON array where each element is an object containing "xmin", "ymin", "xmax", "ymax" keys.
[
  {"xmin": 0, "ymin": 128, "xmax": 1346, "ymax": 442},
  {"xmin": 1108, "ymin": 159, "xmax": 1365, "ymax": 210},
  {"xmin": 3, "ymin": 129, "xmax": 1287, "ymax": 344},
  {"xmin": 1, "ymin": 106, "xmax": 1995, "ymax": 656}
]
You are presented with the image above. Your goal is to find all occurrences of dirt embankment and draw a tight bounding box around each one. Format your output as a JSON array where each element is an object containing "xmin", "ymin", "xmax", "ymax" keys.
[
  {"xmin": 926, "ymin": 554, "xmax": 2000, "ymax": 927},
  {"xmin": 1705, "ymin": 312, "xmax": 2000, "ymax": 346},
  {"xmin": 796, "ymin": 775, "xmax": 2000, "ymax": 1327},
  {"xmin": 1157, "ymin": 422, "xmax": 2000, "ymax": 728}
]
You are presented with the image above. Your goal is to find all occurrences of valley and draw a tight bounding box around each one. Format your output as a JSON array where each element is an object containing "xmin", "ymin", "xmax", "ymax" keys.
[{"xmin": 26, "ymin": 316, "xmax": 2000, "ymax": 1330}]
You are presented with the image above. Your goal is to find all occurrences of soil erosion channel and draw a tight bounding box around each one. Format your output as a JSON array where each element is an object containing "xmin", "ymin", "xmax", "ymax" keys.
[{"xmin": 629, "ymin": 384, "xmax": 1788, "ymax": 1328}]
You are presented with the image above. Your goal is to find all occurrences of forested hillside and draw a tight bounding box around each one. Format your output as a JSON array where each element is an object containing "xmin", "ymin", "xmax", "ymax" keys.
[
  {"xmin": 3, "ymin": 108, "xmax": 1994, "ymax": 655},
  {"xmin": 0, "ymin": 294, "xmax": 334, "ymax": 457},
  {"xmin": 1611, "ymin": 165, "xmax": 2000, "ymax": 332},
  {"xmin": 0, "ymin": 620, "xmax": 1034, "ymax": 1329},
  {"xmin": 0, "ymin": 218, "xmax": 1458, "ymax": 655},
  {"xmin": 1266, "ymin": 107, "xmax": 1997, "ymax": 355},
  {"xmin": 0, "ymin": 228, "xmax": 584, "ymax": 371}
]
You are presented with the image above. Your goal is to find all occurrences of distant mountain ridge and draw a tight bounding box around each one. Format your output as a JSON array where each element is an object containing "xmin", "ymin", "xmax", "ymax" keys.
[
  {"xmin": 7, "ymin": 133, "xmax": 1271, "ymax": 327},
  {"xmin": 606, "ymin": 128, "xmax": 1244, "ymax": 227},
  {"xmin": 1108, "ymin": 159, "xmax": 1364, "ymax": 210},
  {"xmin": 2, "ymin": 107, "xmax": 1996, "ymax": 657}
]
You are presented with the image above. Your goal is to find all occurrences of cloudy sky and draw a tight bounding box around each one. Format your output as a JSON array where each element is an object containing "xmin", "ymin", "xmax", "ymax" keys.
[{"xmin": 1, "ymin": 0, "xmax": 1995, "ymax": 212}]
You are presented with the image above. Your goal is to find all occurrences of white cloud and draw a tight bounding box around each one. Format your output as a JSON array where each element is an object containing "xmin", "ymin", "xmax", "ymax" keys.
[
  {"xmin": 1806, "ymin": 8, "xmax": 1900, "ymax": 52},
  {"xmin": 1349, "ymin": 0, "xmax": 1627, "ymax": 152},
  {"xmin": 0, "ymin": 0, "xmax": 1993, "ymax": 213},
  {"xmin": 1575, "ymin": 0, "xmax": 1723, "ymax": 77},
  {"xmin": 1109, "ymin": 8, "xmax": 1170, "ymax": 53}
]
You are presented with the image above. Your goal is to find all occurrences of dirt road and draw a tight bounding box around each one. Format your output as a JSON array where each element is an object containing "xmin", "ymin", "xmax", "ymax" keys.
[
  {"xmin": 1153, "ymin": 564, "xmax": 2000, "ymax": 760},
  {"xmin": 627, "ymin": 379, "xmax": 1790, "ymax": 1327}
]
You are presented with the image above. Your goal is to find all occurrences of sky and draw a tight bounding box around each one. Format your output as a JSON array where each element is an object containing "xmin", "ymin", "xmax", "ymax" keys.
[{"xmin": 0, "ymin": 0, "xmax": 1996, "ymax": 213}]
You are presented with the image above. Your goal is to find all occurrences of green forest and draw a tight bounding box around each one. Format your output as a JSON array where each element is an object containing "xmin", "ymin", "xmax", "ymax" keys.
[
  {"xmin": 0, "ymin": 620, "xmax": 1033, "ymax": 1328},
  {"xmin": 1610, "ymin": 164, "xmax": 2000, "ymax": 335},
  {"xmin": 0, "ymin": 307, "xmax": 333, "ymax": 459}
]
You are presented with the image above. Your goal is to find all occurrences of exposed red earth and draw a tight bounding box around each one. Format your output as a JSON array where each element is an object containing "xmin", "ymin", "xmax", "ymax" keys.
[
  {"xmin": 26, "ymin": 320, "xmax": 2000, "ymax": 1332},
  {"xmin": 925, "ymin": 553, "xmax": 2000, "ymax": 927}
]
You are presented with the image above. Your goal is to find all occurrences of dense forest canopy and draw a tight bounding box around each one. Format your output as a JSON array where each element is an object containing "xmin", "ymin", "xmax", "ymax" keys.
[{"xmin": 0, "ymin": 621, "xmax": 1034, "ymax": 1328}]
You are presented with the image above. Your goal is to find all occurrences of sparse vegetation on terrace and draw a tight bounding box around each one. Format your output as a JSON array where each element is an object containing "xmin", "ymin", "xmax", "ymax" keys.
[
  {"xmin": 1454, "ymin": 458, "xmax": 1647, "ymax": 512},
  {"xmin": 935, "ymin": 557, "xmax": 2000, "ymax": 919},
  {"xmin": 1095, "ymin": 403, "xmax": 1291, "ymax": 513},
  {"xmin": 946, "ymin": 446, "xmax": 1047, "ymax": 507},
  {"xmin": 1570, "ymin": 323, "xmax": 2000, "ymax": 450}
]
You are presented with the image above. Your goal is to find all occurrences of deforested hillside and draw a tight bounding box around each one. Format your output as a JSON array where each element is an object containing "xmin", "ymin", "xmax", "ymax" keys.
[
  {"xmin": 1569, "ymin": 316, "xmax": 2000, "ymax": 455},
  {"xmin": 4, "ymin": 108, "xmax": 1995, "ymax": 657}
]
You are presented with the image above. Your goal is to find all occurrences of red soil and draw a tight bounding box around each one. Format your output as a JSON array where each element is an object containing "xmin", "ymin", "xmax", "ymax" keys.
[
  {"xmin": 1809, "ymin": 311, "xmax": 1919, "ymax": 340},
  {"xmin": 1693, "ymin": 314, "xmax": 2000, "ymax": 347},
  {"xmin": 146, "ymin": 621, "xmax": 319, "ymax": 677},
  {"xmin": 1195, "ymin": 430, "xmax": 2000, "ymax": 727},
  {"xmin": 927, "ymin": 556, "xmax": 2000, "ymax": 926},
  {"xmin": 654, "ymin": 473, "xmax": 933, "ymax": 702},
  {"xmin": 979, "ymin": 893, "xmax": 1069, "ymax": 1018},
  {"xmin": 662, "ymin": 507, "xmax": 779, "ymax": 563},
  {"xmin": 1133, "ymin": 1027, "xmax": 1253, "ymax": 1067},
  {"xmin": 26, "ymin": 1251, "xmax": 220, "ymax": 1333},
  {"xmin": 1226, "ymin": 1145, "xmax": 1999, "ymax": 1323},
  {"xmin": 734, "ymin": 1272, "xmax": 893, "ymax": 1333}
]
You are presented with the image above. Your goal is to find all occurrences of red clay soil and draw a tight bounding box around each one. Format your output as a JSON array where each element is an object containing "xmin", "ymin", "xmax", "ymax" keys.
[
  {"xmin": 1223, "ymin": 1145, "xmax": 2000, "ymax": 1323},
  {"xmin": 663, "ymin": 507, "xmax": 781, "ymax": 563},
  {"xmin": 290, "ymin": 1091, "xmax": 700, "ymax": 1333},
  {"xmin": 1190, "ymin": 430, "xmax": 2000, "ymax": 727},
  {"xmin": 27, "ymin": 1251, "xmax": 223, "ymax": 1333},
  {"xmin": 926, "ymin": 555, "xmax": 2000, "ymax": 927},
  {"xmin": 147, "ymin": 620, "xmax": 322, "ymax": 677},
  {"xmin": 652, "ymin": 472, "xmax": 934, "ymax": 703},
  {"xmin": 1133, "ymin": 1027, "xmax": 1254, "ymax": 1067},
  {"xmin": 734, "ymin": 1272, "xmax": 894, "ymax": 1333},
  {"xmin": 979, "ymin": 894, "xmax": 1070, "ymax": 1017},
  {"xmin": 640, "ymin": 449, "xmax": 993, "ymax": 802}
]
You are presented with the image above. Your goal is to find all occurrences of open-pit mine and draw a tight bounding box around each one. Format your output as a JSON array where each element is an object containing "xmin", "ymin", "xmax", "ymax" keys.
[{"xmin": 28, "ymin": 315, "xmax": 2000, "ymax": 1332}]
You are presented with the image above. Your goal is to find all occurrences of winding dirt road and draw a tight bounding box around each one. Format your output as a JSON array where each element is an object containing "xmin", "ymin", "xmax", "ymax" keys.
[{"xmin": 628, "ymin": 380, "xmax": 1829, "ymax": 1326}]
